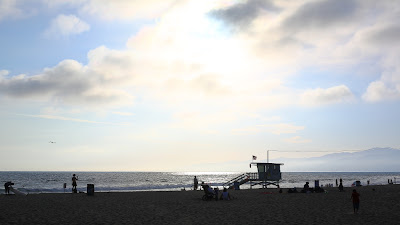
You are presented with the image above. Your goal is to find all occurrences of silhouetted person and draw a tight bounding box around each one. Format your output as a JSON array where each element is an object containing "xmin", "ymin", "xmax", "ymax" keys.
[
  {"xmin": 303, "ymin": 182, "xmax": 310, "ymax": 192},
  {"xmin": 336, "ymin": 179, "xmax": 338, "ymax": 187},
  {"xmin": 4, "ymin": 182, "xmax": 13, "ymax": 194},
  {"xmin": 207, "ymin": 185, "xmax": 214, "ymax": 195},
  {"xmin": 339, "ymin": 182, "xmax": 344, "ymax": 192},
  {"xmin": 351, "ymin": 189, "xmax": 360, "ymax": 214},
  {"xmin": 193, "ymin": 176, "xmax": 198, "ymax": 190},
  {"xmin": 200, "ymin": 181, "xmax": 205, "ymax": 190},
  {"xmin": 72, "ymin": 174, "xmax": 78, "ymax": 193},
  {"xmin": 214, "ymin": 187, "xmax": 219, "ymax": 201},
  {"xmin": 220, "ymin": 188, "xmax": 231, "ymax": 200}
]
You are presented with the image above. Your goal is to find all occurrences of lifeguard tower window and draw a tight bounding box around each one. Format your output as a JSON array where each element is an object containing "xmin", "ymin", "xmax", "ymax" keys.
[{"xmin": 257, "ymin": 163, "xmax": 281, "ymax": 181}]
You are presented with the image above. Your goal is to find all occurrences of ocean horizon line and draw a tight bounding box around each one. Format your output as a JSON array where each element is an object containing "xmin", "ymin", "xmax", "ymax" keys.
[{"xmin": 1, "ymin": 170, "xmax": 400, "ymax": 173}]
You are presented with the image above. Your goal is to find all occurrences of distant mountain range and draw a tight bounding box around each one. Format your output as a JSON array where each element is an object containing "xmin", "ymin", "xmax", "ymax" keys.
[{"xmin": 277, "ymin": 147, "xmax": 400, "ymax": 172}]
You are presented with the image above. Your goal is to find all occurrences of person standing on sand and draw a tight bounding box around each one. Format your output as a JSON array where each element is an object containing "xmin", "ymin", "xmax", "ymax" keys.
[
  {"xmin": 351, "ymin": 189, "xmax": 360, "ymax": 214},
  {"xmin": 339, "ymin": 181, "xmax": 344, "ymax": 192},
  {"xmin": 72, "ymin": 174, "xmax": 78, "ymax": 193},
  {"xmin": 194, "ymin": 176, "xmax": 198, "ymax": 190},
  {"xmin": 303, "ymin": 182, "xmax": 310, "ymax": 192}
]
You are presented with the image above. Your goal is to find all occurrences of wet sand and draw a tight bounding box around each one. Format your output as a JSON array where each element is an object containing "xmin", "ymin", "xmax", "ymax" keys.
[{"xmin": 0, "ymin": 184, "xmax": 399, "ymax": 224}]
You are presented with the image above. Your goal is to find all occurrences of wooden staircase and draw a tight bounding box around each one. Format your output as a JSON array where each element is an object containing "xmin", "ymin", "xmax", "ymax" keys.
[{"xmin": 222, "ymin": 173, "xmax": 253, "ymax": 189}]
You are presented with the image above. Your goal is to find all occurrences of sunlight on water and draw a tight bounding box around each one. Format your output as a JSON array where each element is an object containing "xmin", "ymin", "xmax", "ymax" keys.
[{"xmin": 174, "ymin": 172, "xmax": 240, "ymax": 175}]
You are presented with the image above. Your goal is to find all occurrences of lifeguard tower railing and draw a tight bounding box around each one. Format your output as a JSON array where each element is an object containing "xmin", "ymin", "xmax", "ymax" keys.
[{"xmin": 222, "ymin": 163, "xmax": 283, "ymax": 189}]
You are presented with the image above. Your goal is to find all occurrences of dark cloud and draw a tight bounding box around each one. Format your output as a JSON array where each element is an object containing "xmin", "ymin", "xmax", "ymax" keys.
[
  {"xmin": 282, "ymin": 0, "xmax": 358, "ymax": 32},
  {"xmin": 208, "ymin": 0, "xmax": 278, "ymax": 30},
  {"xmin": 0, "ymin": 60, "xmax": 89, "ymax": 98},
  {"xmin": 363, "ymin": 24, "xmax": 400, "ymax": 46},
  {"xmin": 0, "ymin": 59, "xmax": 132, "ymax": 106}
]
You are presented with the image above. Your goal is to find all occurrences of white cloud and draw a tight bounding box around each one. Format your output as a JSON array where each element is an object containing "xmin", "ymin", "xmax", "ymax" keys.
[
  {"xmin": 0, "ymin": 70, "xmax": 9, "ymax": 77},
  {"xmin": 231, "ymin": 127, "xmax": 261, "ymax": 135},
  {"xmin": 362, "ymin": 81, "xmax": 400, "ymax": 102},
  {"xmin": 0, "ymin": 0, "xmax": 23, "ymax": 21},
  {"xmin": 284, "ymin": 136, "xmax": 312, "ymax": 144},
  {"xmin": 258, "ymin": 123, "xmax": 305, "ymax": 135},
  {"xmin": 45, "ymin": 0, "xmax": 179, "ymax": 20},
  {"xmin": 16, "ymin": 113, "xmax": 124, "ymax": 125},
  {"xmin": 300, "ymin": 85, "xmax": 355, "ymax": 107},
  {"xmin": 362, "ymin": 63, "xmax": 400, "ymax": 102},
  {"xmin": 44, "ymin": 14, "xmax": 90, "ymax": 38},
  {"xmin": 112, "ymin": 111, "xmax": 134, "ymax": 116}
]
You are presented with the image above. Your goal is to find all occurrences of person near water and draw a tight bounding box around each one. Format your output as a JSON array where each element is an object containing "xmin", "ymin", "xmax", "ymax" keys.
[
  {"xmin": 339, "ymin": 179, "xmax": 344, "ymax": 192},
  {"xmin": 303, "ymin": 182, "xmax": 310, "ymax": 192},
  {"xmin": 194, "ymin": 176, "xmax": 198, "ymax": 190},
  {"xmin": 72, "ymin": 174, "xmax": 78, "ymax": 193},
  {"xmin": 351, "ymin": 189, "xmax": 360, "ymax": 214},
  {"xmin": 4, "ymin": 182, "xmax": 13, "ymax": 194}
]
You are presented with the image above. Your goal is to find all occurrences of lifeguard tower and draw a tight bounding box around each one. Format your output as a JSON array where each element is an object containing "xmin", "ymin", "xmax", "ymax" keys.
[
  {"xmin": 222, "ymin": 162, "xmax": 283, "ymax": 189},
  {"xmin": 249, "ymin": 162, "xmax": 283, "ymax": 188}
]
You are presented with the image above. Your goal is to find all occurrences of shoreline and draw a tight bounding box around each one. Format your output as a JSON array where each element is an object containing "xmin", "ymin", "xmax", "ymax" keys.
[
  {"xmin": 2, "ymin": 171, "xmax": 398, "ymax": 195},
  {"xmin": 2, "ymin": 183, "xmax": 398, "ymax": 195},
  {"xmin": 1, "ymin": 184, "xmax": 399, "ymax": 224}
]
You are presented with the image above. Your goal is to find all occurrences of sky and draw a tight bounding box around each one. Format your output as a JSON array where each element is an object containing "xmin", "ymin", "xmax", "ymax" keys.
[{"xmin": 1, "ymin": 0, "xmax": 400, "ymax": 172}]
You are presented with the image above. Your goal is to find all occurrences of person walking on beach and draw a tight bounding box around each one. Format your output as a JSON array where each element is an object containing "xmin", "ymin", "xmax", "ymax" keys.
[
  {"xmin": 351, "ymin": 189, "xmax": 360, "ymax": 214},
  {"xmin": 194, "ymin": 176, "xmax": 198, "ymax": 190},
  {"xmin": 72, "ymin": 174, "xmax": 78, "ymax": 193}
]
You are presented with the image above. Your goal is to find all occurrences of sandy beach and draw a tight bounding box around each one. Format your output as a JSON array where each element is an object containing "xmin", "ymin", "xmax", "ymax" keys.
[{"xmin": 1, "ymin": 184, "xmax": 399, "ymax": 225}]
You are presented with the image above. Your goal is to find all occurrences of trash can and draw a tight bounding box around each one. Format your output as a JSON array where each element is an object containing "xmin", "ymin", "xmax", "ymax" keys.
[
  {"xmin": 315, "ymin": 180, "xmax": 319, "ymax": 188},
  {"xmin": 87, "ymin": 184, "xmax": 94, "ymax": 196}
]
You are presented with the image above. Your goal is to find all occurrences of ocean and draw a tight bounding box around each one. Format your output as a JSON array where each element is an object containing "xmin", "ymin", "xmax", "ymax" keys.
[{"xmin": 1, "ymin": 171, "xmax": 399, "ymax": 194}]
